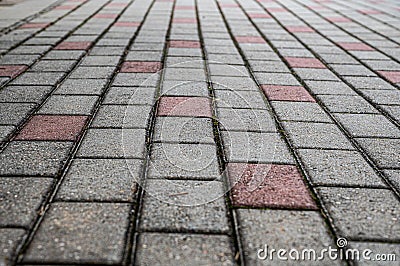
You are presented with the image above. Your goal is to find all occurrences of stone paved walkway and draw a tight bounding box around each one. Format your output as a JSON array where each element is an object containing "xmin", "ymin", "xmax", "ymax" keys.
[{"xmin": 0, "ymin": 0, "xmax": 399, "ymax": 265}]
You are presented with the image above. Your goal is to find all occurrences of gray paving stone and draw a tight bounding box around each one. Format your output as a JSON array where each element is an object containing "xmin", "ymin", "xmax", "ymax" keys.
[
  {"xmin": 283, "ymin": 122, "xmax": 355, "ymax": 149},
  {"xmin": 294, "ymin": 68, "xmax": 340, "ymax": 81},
  {"xmin": 334, "ymin": 113, "xmax": 400, "ymax": 138},
  {"xmin": 214, "ymin": 90, "xmax": 268, "ymax": 110},
  {"xmin": 154, "ymin": 117, "xmax": 214, "ymax": 144},
  {"xmin": 217, "ymin": 108, "xmax": 276, "ymax": 132},
  {"xmin": 168, "ymin": 48, "xmax": 202, "ymax": 57},
  {"xmin": 80, "ymin": 55, "xmax": 121, "ymax": 66},
  {"xmin": 23, "ymin": 202, "xmax": 131, "ymax": 264},
  {"xmin": 69, "ymin": 66, "xmax": 115, "ymax": 79},
  {"xmin": 0, "ymin": 85, "xmax": 52, "ymax": 103},
  {"xmin": 10, "ymin": 45, "xmax": 51, "ymax": 55},
  {"xmin": 330, "ymin": 64, "xmax": 377, "ymax": 77},
  {"xmin": 136, "ymin": 233, "xmax": 234, "ymax": 265},
  {"xmin": 344, "ymin": 77, "xmax": 395, "ymax": 90},
  {"xmin": 222, "ymin": 131, "xmax": 294, "ymax": 164},
  {"xmin": 381, "ymin": 105, "xmax": 400, "ymax": 123},
  {"xmin": 38, "ymin": 95, "xmax": 98, "ymax": 115},
  {"xmin": 349, "ymin": 242, "xmax": 399, "ymax": 266},
  {"xmin": 298, "ymin": 149, "xmax": 385, "ymax": 187},
  {"xmin": 92, "ymin": 104, "xmax": 151, "ymax": 128},
  {"xmin": 317, "ymin": 187, "xmax": 400, "ymax": 240},
  {"xmin": 126, "ymin": 51, "xmax": 163, "ymax": 61},
  {"xmin": 163, "ymin": 68, "xmax": 207, "ymax": 82},
  {"xmin": 56, "ymin": 159, "xmax": 142, "ymax": 202},
  {"xmin": 90, "ymin": 46, "xmax": 125, "ymax": 56},
  {"xmin": 0, "ymin": 177, "xmax": 53, "ymax": 227},
  {"xmin": 318, "ymin": 53, "xmax": 359, "ymax": 64},
  {"xmin": 250, "ymin": 60, "xmax": 290, "ymax": 73},
  {"xmin": 255, "ymin": 72, "xmax": 301, "ymax": 86},
  {"xmin": 140, "ymin": 179, "xmax": 229, "ymax": 232},
  {"xmin": 10, "ymin": 72, "xmax": 65, "ymax": 86},
  {"xmin": 112, "ymin": 72, "xmax": 159, "ymax": 87},
  {"xmin": 356, "ymin": 138, "xmax": 400, "ymax": 169},
  {"xmin": 211, "ymin": 76, "xmax": 259, "ymax": 91},
  {"xmin": 272, "ymin": 101, "xmax": 332, "ymax": 122},
  {"xmin": 0, "ymin": 125, "xmax": 15, "ymax": 142},
  {"xmin": 0, "ymin": 102, "xmax": 36, "ymax": 125},
  {"xmin": 207, "ymin": 53, "xmax": 244, "ymax": 65},
  {"xmin": 304, "ymin": 80, "xmax": 357, "ymax": 95},
  {"xmin": 0, "ymin": 228, "xmax": 26, "ymax": 265},
  {"xmin": 208, "ymin": 63, "xmax": 248, "ymax": 77},
  {"xmin": 55, "ymin": 78, "xmax": 108, "ymax": 95},
  {"xmin": 43, "ymin": 50, "xmax": 86, "ymax": 60},
  {"xmin": 161, "ymin": 80, "xmax": 209, "ymax": 97},
  {"xmin": 0, "ymin": 141, "xmax": 72, "ymax": 176},
  {"xmin": 362, "ymin": 60, "xmax": 400, "ymax": 71},
  {"xmin": 384, "ymin": 170, "xmax": 400, "ymax": 192},
  {"xmin": 317, "ymin": 95, "xmax": 379, "ymax": 114},
  {"xmin": 0, "ymin": 54, "xmax": 40, "ymax": 65},
  {"xmin": 30, "ymin": 60, "xmax": 76, "ymax": 72},
  {"xmin": 148, "ymin": 143, "xmax": 220, "ymax": 180},
  {"xmin": 77, "ymin": 128, "xmax": 146, "ymax": 159},
  {"xmin": 359, "ymin": 89, "xmax": 400, "ymax": 105},
  {"xmin": 104, "ymin": 86, "xmax": 156, "ymax": 105},
  {"xmin": 237, "ymin": 209, "xmax": 339, "ymax": 266}
]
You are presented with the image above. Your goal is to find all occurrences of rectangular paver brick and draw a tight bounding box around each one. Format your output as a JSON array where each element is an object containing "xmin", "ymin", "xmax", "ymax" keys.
[
  {"xmin": 285, "ymin": 57, "xmax": 326, "ymax": 69},
  {"xmin": 54, "ymin": 41, "xmax": 92, "ymax": 50},
  {"xmin": 120, "ymin": 61, "xmax": 162, "ymax": 73},
  {"xmin": 262, "ymin": 85, "xmax": 315, "ymax": 102},
  {"xmin": 0, "ymin": 65, "xmax": 28, "ymax": 78},
  {"xmin": 157, "ymin": 96, "xmax": 212, "ymax": 117},
  {"xmin": 337, "ymin": 42, "xmax": 374, "ymax": 51}
]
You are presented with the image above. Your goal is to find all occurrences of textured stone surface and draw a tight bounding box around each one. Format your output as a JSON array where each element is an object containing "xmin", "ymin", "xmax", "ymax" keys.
[
  {"xmin": 24, "ymin": 203, "xmax": 131, "ymax": 264},
  {"xmin": 0, "ymin": 228, "xmax": 26, "ymax": 265},
  {"xmin": 157, "ymin": 96, "xmax": 212, "ymax": 117},
  {"xmin": 356, "ymin": 138, "xmax": 400, "ymax": 168}
]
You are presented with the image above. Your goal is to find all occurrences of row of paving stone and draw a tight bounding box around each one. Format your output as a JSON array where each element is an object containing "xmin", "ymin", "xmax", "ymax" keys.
[{"xmin": 0, "ymin": 0, "xmax": 399, "ymax": 265}]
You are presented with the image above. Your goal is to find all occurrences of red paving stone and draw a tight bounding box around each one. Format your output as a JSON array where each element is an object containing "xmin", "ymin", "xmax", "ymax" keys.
[
  {"xmin": 286, "ymin": 26, "xmax": 315, "ymax": 33},
  {"xmin": 54, "ymin": 41, "xmax": 92, "ymax": 50},
  {"xmin": 19, "ymin": 23, "xmax": 50, "ymax": 29},
  {"xmin": 378, "ymin": 71, "xmax": 400, "ymax": 83},
  {"xmin": 261, "ymin": 85, "xmax": 316, "ymax": 102},
  {"xmin": 266, "ymin": 7, "xmax": 287, "ymax": 12},
  {"xmin": 285, "ymin": 57, "xmax": 326, "ymax": 69},
  {"xmin": 106, "ymin": 3, "xmax": 128, "ymax": 7},
  {"xmin": 235, "ymin": 36, "xmax": 266, "ymax": 43},
  {"xmin": 337, "ymin": 42, "xmax": 374, "ymax": 51},
  {"xmin": 120, "ymin": 61, "xmax": 162, "ymax": 73},
  {"xmin": 15, "ymin": 115, "xmax": 88, "ymax": 141},
  {"xmin": 170, "ymin": 40, "xmax": 201, "ymax": 48},
  {"xmin": 248, "ymin": 13, "xmax": 271, "ymax": 18},
  {"xmin": 172, "ymin": 18, "xmax": 197, "ymax": 23},
  {"xmin": 157, "ymin": 97, "xmax": 212, "ymax": 117},
  {"xmin": 94, "ymin": 13, "xmax": 119, "ymax": 19},
  {"xmin": 0, "ymin": 65, "xmax": 28, "ymax": 78},
  {"xmin": 220, "ymin": 3, "xmax": 239, "ymax": 8},
  {"xmin": 326, "ymin": 17, "xmax": 351, "ymax": 23},
  {"xmin": 114, "ymin": 21, "xmax": 140, "ymax": 27},
  {"xmin": 308, "ymin": 5, "xmax": 326, "ymax": 10},
  {"xmin": 228, "ymin": 163, "xmax": 317, "ymax": 209},
  {"xmin": 358, "ymin": 9, "xmax": 382, "ymax": 14}
]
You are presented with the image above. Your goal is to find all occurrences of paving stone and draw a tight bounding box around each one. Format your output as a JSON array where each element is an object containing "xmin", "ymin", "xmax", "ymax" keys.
[
  {"xmin": 262, "ymin": 85, "xmax": 315, "ymax": 102},
  {"xmin": 54, "ymin": 78, "xmax": 108, "ymax": 95},
  {"xmin": 54, "ymin": 41, "xmax": 92, "ymax": 50},
  {"xmin": 80, "ymin": 55, "xmax": 121, "ymax": 66},
  {"xmin": 257, "ymin": 73, "xmax": 301, "ymax": 86},
  {"xmin": 163, "ymin": 67, "xmax": 206, "ymax": 81},
  {"xmin": 344, "ymin": 76, "xmax": 395, "ymax": 90},
  {"xmin": 304, "ymin": 80, "xmax": 357, "ymax": 95},
  {"xmin": 294, "ymin": 68, "xmax": 340, "ymax": 81},
  {"xmin": 217, "ymin": 108, "xmax": 277, "ymax": 132},
  {"xmin": 112, "ymin": 72, "xmax": 159, "ymax": 87},
  {"xmin": 0, "ymin": 177, "xmax": 53, "ymax": 227},
  {"xmin": 0, "ymin": 102, "xmax": 36, "ymax": 125},
  {"xmin": 153, "ymin": 117, "xmax": 214, "ymax": 144},
  {"xmin": 298, "ymin": 149, "xmax": 385, "ymax": 187},
  {"xmin": 349, "ymin": 242, "xmax": 400, "ymax": 266},
  {"xmin": 271, "ymin": 101, "xmax": 332, "ymax": 122},
  {"xmin": 317, "ymin": 95, "xmax": 379, "ymax": 114},
  {"xmin": 173, "ymin": 18, "xmax": 197, "ymax": 23},
  {"xmin": 126, "ymin": 51, "xmax": 164, "ymax": 61},
  {"xmin": 359, "ymin": 89, "xmax": 400, "ymax": 105},
  {"xmin": 214, "ymin": 89, "xmax": 268, "ymax": 109},
  {"xmin": 334, "ymin": 113, "xmax": 400, "ymax": 138},
  {"xmin": 0, "ymin": 125, "xmax": 15, "ymax": 142},
  {"xmin": 11, "ymin": 72, "xmax": 65, "ymax": 86},
  {"xmin": 0, "ymin": 65, "xmax": 28, "ymax": 78},
  {"xmin": 237, "ymin": 209, "xmax": 339, "ymax": 265},
  {"xmin": 356, "ymin": 138, "xmax": 400, "ymax": 168},
  {"xmin": 283, "ymin": 122, "xmax": 355, "ymax": 149},
  {"xmin": 330, "ymin": 64, "xmax": 376, "ymax": 77},
  {"xmin": 236, "ymin": 36, "xmax": 266, "ymax": 43},
  {"xmin": 317, "ymin": 187, "xmax": 400, "ymax": 240},
  {"xmin": 38, "ymin": 95, "xmax": 98, "ymax": 115},
  {"xmin": 208, "ymin": 64, "xmax": 248, "ymax": 77},
  {"xmin": 161, "ymin": 80, "xmax": 209, "ymax": 96},
  {"xmin": 169, "ymin": 40, "xmax": 200, "ymax": 48},
  {"xmin": 221, "ymin": 131, "xmax": 294, "ymax": 164},
  {"xmin": 157, "ymin": 96, "xmax": 212, "ymax": 117},
  {"xmin": 228, "ymin": 163, "xmax": 316, "ymax": 209},
  {"xmin": 211, "ymin": 76, "xmax": 259, "ymax": 91},
  {"xmin": 30, "ymin": 60, "xmax": 76, "ymax": 72},
  {"xmin": 23, "ymin": 202, "xmax": 131, "ymax": 264},
  {"xmin": 43, "ymin": 50, "xmax": 85, "ymax": 60},
  {"xmin": 286, "ymin": 26, "xmax": 315, "ymax": 33},
  {"xmin": 337, "ymin": 42, "xmax": 374, "ymax": 51},
  {"xmin": 148, "ymin": 143, "xmax": 220, "ymax": 180},
  {"xmin": 104, "ymin": 86, "xmax": 156, "ymax": 105},
  {"xmin": 0, "ymin": 141, "xmax": 72, "ymax": 176},
  {"xmin": 384, "ymin": 170, "xmax": 400, "ymax": 192},
  {"xmin": 136, "ymin": 233, "xmax": 234, "ymax": 265},
  {"xmin": 56, "ymin": 159, "xmax": 142, "ymax": 202},
  {"xmin": 114, "ymin": 21, "xmax": 140, "ymax": 27},
  {"xmin": 140, "ymin": 179, "xmax": 229, "ymax": 232},
  {"xmin": 285, "ymin": 57, "xmax": 326, "ymax": 68},
  {"xmin": 0, "ymin": 228, "xmax": 26, "ymax": 265},
  {"xmin": 92, "ymin": 104, "xmax": 151, "ymax": 128},
  {"xmin": 16, "ymin": 115, "xmax": 88, "ymax": 141},
  {"xmin": 77, "ymin": 128, "xmax": 146, "ymax": 159},
  {"xmin": 378, "ymin": 71, "xmax": 400, "ymax": 83},
  {"xmin": 68, "ymin": 66, "xmax": 115, "ymax": 79}
]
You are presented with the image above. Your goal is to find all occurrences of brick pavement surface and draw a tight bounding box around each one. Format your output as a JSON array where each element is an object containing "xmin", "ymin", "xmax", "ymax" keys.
[{"xmin": 0, "ymin": 0, "xmax": 399, "ymax": 265}]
